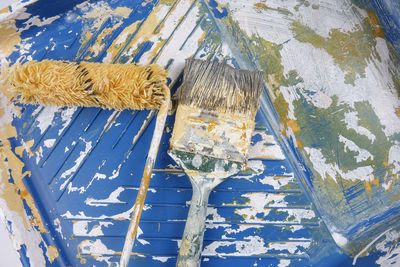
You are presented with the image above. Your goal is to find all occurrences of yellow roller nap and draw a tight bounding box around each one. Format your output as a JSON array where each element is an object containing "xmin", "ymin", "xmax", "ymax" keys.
[{"xmin": 4, "ymin": 60, "xmax": 168, "ymax": 110}]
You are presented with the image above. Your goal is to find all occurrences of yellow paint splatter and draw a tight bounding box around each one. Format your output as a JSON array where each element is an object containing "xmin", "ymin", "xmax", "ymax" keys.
[
  {"xmin": 0, "ymin": 6, "xmax": 9, "ymax": 14},
  {"xmin": 0, "ymin": 19, "xmax": 21, "ymax": 57},
  {"xmin": 0, "ymin": 140, "xmax": 46, "ymax": 232},
  {"xmin": 372, "ymin": 176, "xmax": 380, "ymax": 187},
  {"xmin": 0, "ymin": 93, "xmax": 46, "ymax": 233},
  {"xmin": 160, "ymin": 0, "xmax": 176, "ymax": 5},
  {"xmin": 102, "ymin": 20, "xmax": 142, "ymax": 63},
  {"xmin": 365, "ymin": 180, "xmax": 372, "ymax": 194},
  {"xmin": 287, "ymin": 119, "xmax": 300, "ymax": 134},
  {"xmin": 254, "ymin": 2, "xmax": 269, "ymax": 12},
  {"xmin": 395, "ymin": 108, "xmax": 400, "ymax": 118},
  {"xmin": 14, "ymin": 146, "xmax": 24, "ymax": 158},
  {"xmin": 14, "ymin": 140, "xmax": 35, "ymax": 158},
  {"xmin": 296, "ymin": 140, "xmax": 303, "ymax": 149},
  {"xmin": 82, "ymin": 5, "xmax": 131, "ymax": 23},
  {"xmin": 387, "ymin": 181, "xmax": 393, "ymax": 192},
  {"xmin": 390, "ymin": 193, "xmax": 400, "ymax": 203},
  {"xmin": 291, "ymin": 19, "xmax": 379, "ymax": 85},
  {"xmin": 152, "ymin": 168, "xmax": 183, "ymax": 173},
  {"xmin": 85, "ymin": 21, "xmax": 123, "ymax": 60},
  {"xmin": 47, "ymin": 245, "xmax": 59, "ymax": 263},
  {"xmin": 253, "ymin": 2, "xmax": 291, "ymax": 15},
  {"xmin": 103, "ymin": 5, "xmax": 163, "ymax": 63},
  {"xmin": 76, "ymin": 3, "xmax": 133, "ymax": 59},
  {"xmin": 366, "ymin": 10, "xmax": 385, "ymax": 38}
]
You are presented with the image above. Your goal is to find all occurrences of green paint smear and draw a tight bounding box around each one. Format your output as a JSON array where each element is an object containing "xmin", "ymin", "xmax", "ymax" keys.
[
  {"xmin": 293, "ymin": 93, "xmax": 400, "ymax": 234},
  {"xmin": 197, "ymin": 3, "xmax": 224, "ymax": 58},
  {"xmin": 159, "ymin": 0, "xmax": 175, "ymax": 5},
  {"xmin": 351, "ymin": 0, "xmax": 374, "ymax": 11},
  {"xmin": 311, "ymin": 4, "xmax": 319, "ymax": 10},
  {"xmin": 294, "ymin": 94, "xmax": 390, "ymax": 177},
  {"xmin": 253, "ymin": 3, "xmax": 292, "ymax": 16},
  {"xmin": 294, "ymin": 0, "xmax": 311, "ymax": 11},
  {"xmin": 207, "ymin": 3, "xmax": 400, "ymax": 242},
  {"xmin": 387, "ymin": 41, "xmax": 400, "ymax": 96},
  {"xmin": 291, "ymin": 18, "xmax": 380, "ymax": 85},
  {"xmin": 220, "ymin": 14, "xmax": 298, "ymax": 92}
]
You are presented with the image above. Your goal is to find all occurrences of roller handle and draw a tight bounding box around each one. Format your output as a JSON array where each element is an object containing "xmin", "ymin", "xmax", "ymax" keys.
[{"xmin": 119, "ymin": 88, "xmax": 170, "ymax": 267}]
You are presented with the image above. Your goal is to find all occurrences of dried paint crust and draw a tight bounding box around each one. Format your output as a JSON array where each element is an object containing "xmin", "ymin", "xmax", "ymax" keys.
[
  {"xmin": 1, "ymin": 0, "xmax": 400, "ymax": 266},
  {"xmin": 208, "ymin": 0, "xmax": 400, "ymax": 258}
]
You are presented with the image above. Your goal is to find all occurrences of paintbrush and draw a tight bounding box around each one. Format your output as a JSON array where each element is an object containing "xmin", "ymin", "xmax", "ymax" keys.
[
  {"xmin": 169, "ymin": 59, "xmax": 263, "ymax": 267},
  {"xmin": 1, "ymin": 59, "xmax": 171, "ymax": 267}
]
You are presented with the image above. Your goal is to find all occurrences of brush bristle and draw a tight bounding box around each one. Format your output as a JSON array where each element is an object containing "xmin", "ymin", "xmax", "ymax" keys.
[
  {"xmin": 4, "ymin": 60, "xmax": 169, "ymax": 110},
  {"xmin": 178, "ymin": 59, "xmax": 263, "ymax": 116}
]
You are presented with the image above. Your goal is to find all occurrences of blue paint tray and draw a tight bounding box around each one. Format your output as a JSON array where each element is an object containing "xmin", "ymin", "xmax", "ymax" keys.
[{"xmin": 1, "ymin": 0, "xmax": 400, "ymax": 266}]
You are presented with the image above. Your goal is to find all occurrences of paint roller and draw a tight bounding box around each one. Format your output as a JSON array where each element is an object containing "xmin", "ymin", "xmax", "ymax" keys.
[{"xmin": 1, "ymin": 59, "xmax": 171, "ymax": 267}]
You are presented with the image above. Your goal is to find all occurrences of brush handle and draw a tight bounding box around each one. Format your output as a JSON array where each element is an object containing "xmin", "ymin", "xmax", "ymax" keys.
[{"xmin": 176, "ymin": 177, "xmax": 215, "ymax": 267}]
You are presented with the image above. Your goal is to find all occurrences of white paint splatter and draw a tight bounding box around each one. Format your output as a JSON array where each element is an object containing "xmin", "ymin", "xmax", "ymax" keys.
[
  {"xmin": 388, "ymin": 145, "xmax": 400, "ymax": 174},
  {"xmin": 267, "ymin": 240, "xmax": 311, "ymax": 254},
  {"xmin": 36, "ymin": 106, "xmax": 60, "ymax": 134},
  {"xmin": 85, "ymin": 187, "xmax": 126, "ymax": 206},
  {"xmin": 60, "ymin": 138, "xmax": 92, "ymax": 190},
  {"xmin": 67, "ymin": 172, "xmax": 106, "ymax": 194},
  {"xmin": 136, "ymin": 226, "xmax": 150, "ymax": 245},
  {"xmin": 191, "ymin": 154, "xmax": 203, "ymax": 168},
  {"xmin": 249, "ymin": 131, "xmax": 285, "ymax": 160},
  {"xmin": 278, "ymin": 259, "xmax": 291, "ymax": 267},
  {"xmin": 43, "ymin": 139, "xmax": 56, "ymax": 148},
  {"xmin": 243, "ymin": 160, "xmax": 265, "ymax": 180},
  {"xmin": 260, "ymin": 173, "xmax": 294, "ymax": 190},
  {"xmin": 339, "ymin": 166, "xmax": 374, "ymax": 182},
  {"xmin": 231, "ymin": 192, "xmax": 288, "ymax": 208},
  {"xmin": 150, "ymin": 5, "xmax": 204, "ymax": 81},
  {"xmin": 58, "ymin": 107, "xmax": 77, "ymax": 135},
  {"xmin": 305, "ymin": 147, "xmax": 375, "ymax": 182},
  {"xmin": 0, "ymin": 202, "xmax": 46, "ymax": 267},
  {"xmin": 382, "ymin": 180, "xmax": 392, "ymax": 191},
  {"xmin": 206, "ymin": 207, "xmax": 226, "ymax": 223},
  {"xmin": 53, "ymin": 218, "xmax": 64, "ymax": 239},
  {"xmin": 79, "ymin": 239, "xmax": 114, "ymax": 255},
  {"xmin": 304, "ymin": 147, "xmax": 337, "ymax": 181},
  {"xmin": 109, "ymin": 163, "xmax": 122, "ymax": 179},
  {"xmin": 285, "ymin": 208, "xmax": 315, "ymax": 223},
  {"xmin": 203, "ymin": 235, "xmax": 268, "ymax": 256},
  {"xmin": 19, "ymin": 15, "xmax": 60, "ymax": 31},
  {"xmin": 73, "ymin": 220, "xmax": 112, "ymax": 236},
  {"xmin": 344, "ymin": 111, "xmax": 376, "ymax": 143},
  {"xmin": 375, "ymin": 229, "xmax": 400, "ymax": 267},
  {"xmin": 331, "ymin": 232, "xmax": 348, "ymax": 247},
  {"xmin": 152, "ymin": 256, "xmax": 171, "ymax": 263},
  {"xmin": 353, "ymin": 228, "xmax": 392, "ymax": 265},
  {"xmin": 203, "ymin": 234, "xmax": 310, "ymax": 257},
  {"xmin": 61, "ymin": 204, "xmax": 134, "ymax": 221},
  {"xmin": 339, "ymin": 135, "xmax": 373, "ymax": 162}
]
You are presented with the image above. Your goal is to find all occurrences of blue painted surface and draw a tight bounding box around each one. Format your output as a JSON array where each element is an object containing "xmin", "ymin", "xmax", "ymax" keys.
[
  {"xmin": 370, "ymin": 0, "xmax": 400, "ymax": 54},
  {"xmin": 3, "ymin": 0, "xmax": 400, "ymax": 266}
]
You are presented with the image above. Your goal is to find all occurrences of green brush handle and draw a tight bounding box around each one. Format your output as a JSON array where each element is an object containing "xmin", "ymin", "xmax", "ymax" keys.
[{"xmin": 176, "ymin": 177, "xmax": 215, "ymax": 267}]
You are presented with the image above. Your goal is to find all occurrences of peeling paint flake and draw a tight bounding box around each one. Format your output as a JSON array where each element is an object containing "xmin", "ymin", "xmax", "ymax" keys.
[
  {"xmin": 60, "ymin": 138, "xmax": 92, "ymax": 190},
  {"xmin": 85, "ymin": 187, "xmax": 126, "ymax": 206},
  {"xmin": 249, "ymin": 131, "xmax": 285, "ymax": 160}
]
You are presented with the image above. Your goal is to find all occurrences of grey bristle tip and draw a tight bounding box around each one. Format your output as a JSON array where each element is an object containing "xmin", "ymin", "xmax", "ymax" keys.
[{"xmin": 178, "ymin": 59, "xmax": 264, "ymax": 116}]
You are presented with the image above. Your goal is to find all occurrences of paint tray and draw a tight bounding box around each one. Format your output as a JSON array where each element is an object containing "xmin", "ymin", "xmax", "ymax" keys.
[{"xmin": 1, "ymin": 0, "xmax": 400, "ymax": 266}]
